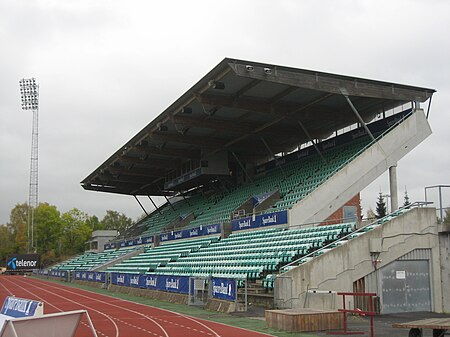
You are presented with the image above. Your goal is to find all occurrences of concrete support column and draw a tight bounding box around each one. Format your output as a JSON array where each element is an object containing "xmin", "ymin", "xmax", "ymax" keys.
[{"xmin": 389, "ymin": 165, "xmax": 398, "ymax": 212}]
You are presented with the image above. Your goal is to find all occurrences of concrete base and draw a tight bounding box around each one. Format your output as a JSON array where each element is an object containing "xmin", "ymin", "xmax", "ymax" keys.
[
  {"xmin": 108, "ymin": 284, "xmax": 189, "ymax": 305},
  {"xmin": 205, "ymin": 299, "xmax": 236, "ymax": 313},
  {"xmin": 265, "ymin": 308, "xmax": 343, "ymax": 332}
]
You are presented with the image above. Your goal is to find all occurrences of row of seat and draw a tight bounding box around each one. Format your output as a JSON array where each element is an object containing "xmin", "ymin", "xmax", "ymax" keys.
[
  {"xmin": 105, "ymin": 236, "xmax": 219, "ymax": 274},
  {"xmin": 51, "ymin": 247, "xmax": 138, "ymax": 271},
  {"xmin": 151, "ymin": 222, "xmax": 355, "ymax": 279}
]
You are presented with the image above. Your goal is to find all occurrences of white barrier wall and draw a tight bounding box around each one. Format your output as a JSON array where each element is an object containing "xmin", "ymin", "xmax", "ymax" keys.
[
  {"xmin": 289, "ymin": 109, "xmax": 432, "ymax": 225},
  {"xmin": 275, "ymin": 207, "xmax": 443, "ymax": 313}
]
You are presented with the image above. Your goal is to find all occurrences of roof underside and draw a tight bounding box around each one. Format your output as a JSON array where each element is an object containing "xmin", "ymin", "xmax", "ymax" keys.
[{"xmin": 81, "ymin": 58, "xmax": 435, "ymax": 196}]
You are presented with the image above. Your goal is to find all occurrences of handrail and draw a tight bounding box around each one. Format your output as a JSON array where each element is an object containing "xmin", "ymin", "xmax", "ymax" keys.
[{"xmin": 280, "ymin": 201, "xmax": 433, "ymax": 272}]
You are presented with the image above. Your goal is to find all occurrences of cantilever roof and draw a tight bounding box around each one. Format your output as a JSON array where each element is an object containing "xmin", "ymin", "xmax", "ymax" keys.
[{"xmin": 81, "ymin": 58, "xmax": 435, "ymax": 196}]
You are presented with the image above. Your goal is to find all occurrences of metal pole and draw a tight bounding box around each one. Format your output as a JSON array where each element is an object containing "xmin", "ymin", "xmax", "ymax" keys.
[
  {"xmin": 298, "ymin": 121, "xmax": 327, "ymax": 164},
  {"xmin": 426, "ymin": 95, "xmax": 433, "ymax": 119},
  {"xmin": 231, "ymin": 151, "xmax": 253, "ymax": 183},
  {"xmin": 148, "ymin": 196, "xmax": 162, "ymax": 215},
  {"xmin": 20, "ymin": 78, "xmax": 39, "ymax": 253},
  {"xmin": 439, "ymin": 186, "xmax": 443, "ymax": 222},
  {"xmin": 245, "ymin": 278, "xmax": 248, "ymax": 312},
  {"xmin": 165, "ymin": 196, "xmax": 176, "ymax": 211},
  {"xmin": 260, "ymin": 137, "xmax": 287, "ymax": 179},
  {"xmin": 341, "ymin": 91, "xmax": 376, "ymax": 143},
  {"xmin": 369, "ymin": 295, "xmax": 374, "ymax": 337},
  {"xmin": 133, "ymin": 195, "xmax": 148, "ymax": 216}
]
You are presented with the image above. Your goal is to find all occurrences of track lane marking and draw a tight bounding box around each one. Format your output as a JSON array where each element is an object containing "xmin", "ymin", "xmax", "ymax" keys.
[
  {"xmin": 29, "ymin": 277, "xmax": 223, "ymax": 336},
  {"xmin": 19, "ymin": 277, "xmax": 171, "ymax": 337},
  {"xmin": 2, "ymin": 276, "xmax": 118, "ymax": 337}
]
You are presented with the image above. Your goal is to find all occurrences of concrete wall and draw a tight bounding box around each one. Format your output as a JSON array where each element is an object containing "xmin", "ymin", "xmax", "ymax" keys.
[
  {"xmin": 275, "ymin": 207, "xmax": 443, "ymax": 312},
  {"xmin": 438, "ymin": 229, "xmax": 450, "ymax": 312},
  {"xmin": 289, "ymin": 109, "xmax": 432, "ymax": 225}
]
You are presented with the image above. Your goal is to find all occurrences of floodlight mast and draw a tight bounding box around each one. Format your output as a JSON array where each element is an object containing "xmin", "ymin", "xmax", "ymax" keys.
[{"xmin": 19, "ymin": 78, "xmax": 39, "ymax": 253}]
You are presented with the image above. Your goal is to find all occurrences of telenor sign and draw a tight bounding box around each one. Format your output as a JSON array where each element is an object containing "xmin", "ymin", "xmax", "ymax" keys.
[{"xmin": 6, "ymin": 254, "xmax": 40, "ymax": 271}]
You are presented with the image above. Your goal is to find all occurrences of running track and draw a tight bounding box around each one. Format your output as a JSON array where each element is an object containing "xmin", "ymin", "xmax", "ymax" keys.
[{"xmin": 0, "ymin": 275, "xmax": 274, "ymax": 337}]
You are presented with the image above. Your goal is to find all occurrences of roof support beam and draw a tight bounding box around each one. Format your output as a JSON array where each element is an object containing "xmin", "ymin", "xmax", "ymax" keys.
[
  {"xmin": 148, "ymin": 196, "xmax": 162, "ymax": 215},
  {"xmin": 117, "ymin": 155, "xmax": 179, "ymax": 168},
  {"xmin": 231, "ymin": 151, "xmax": 253, "ymax": 183},
  {"xmin": 134, "ymin": 195, "xmax": 148, "ymax": 216},
  {"xmin": 133, "ymin": 144, "xmax": 198, "ymax": 159},
  {"xmin": 341, "ymin": 89, "xmax": 376, "ymax": 142},
  {"xmin": 109, "ymin": 167, "xmax": 164, "ymax": 178},
  {"xmin": 260, "ymin": 136, "xmax": 286, "ymax": 179},
  {"xmin": 206, "ymin": 93, "xmax": 333, "ymax": 156},
  {"xmin": 164, "ymin": 196, "xmax": 175, "ymax": 211},
  {"xmin": 297, "ymin": 121, "xmax": 327, "ymax": 164},
  {"xmin": 172, "ymin": 115, "xmax": 255, "ymax": 134},
  {"xmin": 149, "ymin": 131, "xmax": 224, "ymax": 148},
  {"xmin": 196, "ymin": 93, "xmax": 293, "ymax": 116}
]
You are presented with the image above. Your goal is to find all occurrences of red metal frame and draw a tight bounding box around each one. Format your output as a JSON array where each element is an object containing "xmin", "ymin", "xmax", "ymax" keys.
[{"xmin": 327, "ymin": 292, "xmax": 377, "ymax": 337}]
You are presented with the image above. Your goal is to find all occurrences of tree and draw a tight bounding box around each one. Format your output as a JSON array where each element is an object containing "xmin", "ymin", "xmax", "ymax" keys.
[
  {"xmin": 403, "ymin": 190, "xmax": 411, "ymax": 208},
  {"xmin": 86, "ymin": 215, "xmax": 103, "ymax": 231},
  {"xmin": 101, "ymin": 210, "xmax": 133, "ymax": 236},
  {"xmin": 35, "ymin": 203, "xmax": 63, "ymax": 264},
  {"xmin": 7, "ymin": 203, "xmax": 28, "ymax": 252},
  {"xmin": 0, "ymin": 225, "xmax": 14, "ymax": 266},
  {"xmin": 375, "ymin": 192, "xmax": 387, "ymax": 219},
  {"xmin": 366, "ymin": 208, "xmax": 376, "ymax": 220},
  {"xmin": 60, "ymin": 208, "xmax": 93, "ymax": 255}
]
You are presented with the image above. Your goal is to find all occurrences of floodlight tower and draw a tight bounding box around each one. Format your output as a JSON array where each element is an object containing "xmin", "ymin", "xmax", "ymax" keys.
[{"xmin": 19, "ymin": 78, "xmax": 39, "ymax": 253}]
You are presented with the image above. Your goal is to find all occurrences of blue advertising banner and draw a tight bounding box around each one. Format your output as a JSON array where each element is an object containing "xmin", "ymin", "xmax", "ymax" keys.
[
  {"xmin": 129, "ymin": 274, "xmax": 147, "ymax": 288},
  {"xmin": 110, "ymin": 273, "xmax": 189, "ymax": 294},
  {"xmin": 94, "ymin": 272, "xmax": 106, "ymax": 283},
  {"xmin": 111, "ymin": 273, "xmax": 130, "ymax": 287},
  {"xmin": 160, "ymin": 223, "xmax": 221, "ymax": 242},
  {"xmin": 1, "ymin": 296, "xmax": 41, "ymax": 318},
  {"xmin": 104, "ymin": 235, "xmax": 153, "ymax": 250},
  {"xmin": 162, "ymin": 276, "xmax": 189, "ymax": 293},
  {"xmin": 87, "ymin": 272, "xmax": 95, "ymax": 282},
  {"xmin": 211, "ymin": 278, "xmax": 236, "ymax": 301},
  {"xmin": 231, "ymin": 210, "xmax": 288, "ymax": 231},
  {"xmin": 48, "ymin": 270, "xmax": 68, "ymax": 279},
  {"xmin": 74, "ymin": 271, "xmax": 105, "ymax": 283},
  {"xmin": 145, "ymin": 275, "xmax": 158, "ymax": 290}
]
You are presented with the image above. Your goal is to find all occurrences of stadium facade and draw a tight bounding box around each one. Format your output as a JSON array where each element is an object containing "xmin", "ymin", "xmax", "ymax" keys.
[{"xmin": 46, "ymin": 58, "xmax": 449, "ymax": 314}]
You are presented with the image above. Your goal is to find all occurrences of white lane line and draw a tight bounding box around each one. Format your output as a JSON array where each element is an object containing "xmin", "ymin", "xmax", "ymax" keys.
[
  {"xmin": 31, "ymin": 277, "xmax": 223, "ymax": 337},
  {"xmin": 25, "ymin": 277, "xmax": 171, "ymax": 337},
  {"xmin": 6, "ymin": 276, "xmax": 118, "ymax": 337}
]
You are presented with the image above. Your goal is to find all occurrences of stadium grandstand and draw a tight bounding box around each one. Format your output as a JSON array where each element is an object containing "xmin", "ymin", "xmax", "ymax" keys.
[{"xmin": 42, "ymin": 58, "xmax": 449, "ymax": 315}]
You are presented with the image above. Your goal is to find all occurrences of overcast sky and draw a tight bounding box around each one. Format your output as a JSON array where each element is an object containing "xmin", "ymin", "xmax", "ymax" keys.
[{"xmin": 1, "ymin": 0, "xmax": 449, "ymax": 225}]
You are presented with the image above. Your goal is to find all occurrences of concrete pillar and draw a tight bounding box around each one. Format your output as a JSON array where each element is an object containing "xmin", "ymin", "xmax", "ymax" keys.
[{"xmin": 389, "ymin": 165, "xmax": 398, "ymax": 212}]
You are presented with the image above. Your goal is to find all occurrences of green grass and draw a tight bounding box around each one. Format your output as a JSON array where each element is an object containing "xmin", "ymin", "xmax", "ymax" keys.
[{"xmin": 32, "ymin": 276, "xmax": 319, "ymax": 337}]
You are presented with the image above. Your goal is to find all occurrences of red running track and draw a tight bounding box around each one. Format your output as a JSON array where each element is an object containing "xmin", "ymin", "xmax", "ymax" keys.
[{"xmin": 0, "ymin": 275, "xmax": 274, "ymax": 337}]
